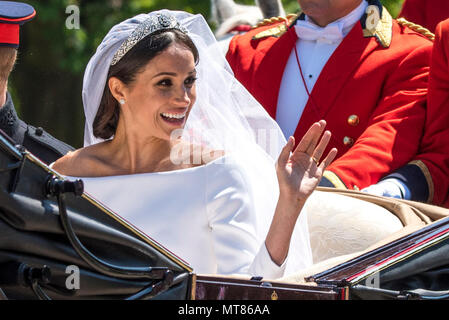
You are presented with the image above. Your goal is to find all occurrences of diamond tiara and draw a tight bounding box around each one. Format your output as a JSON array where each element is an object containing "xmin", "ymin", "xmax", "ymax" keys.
[{"xmin": 111, "ymin": 13, "xmax": 188, "ymax": 66}]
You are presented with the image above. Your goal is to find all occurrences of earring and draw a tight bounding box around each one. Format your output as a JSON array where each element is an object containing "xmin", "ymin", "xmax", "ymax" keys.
[{"xmin": 119, "ymin": 99, "xmax": 125, "ymax": 105}]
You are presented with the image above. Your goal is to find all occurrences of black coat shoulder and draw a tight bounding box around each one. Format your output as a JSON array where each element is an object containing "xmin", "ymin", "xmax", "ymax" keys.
[{"xmin": 0, "ymin": 92, "xmax": 75, "ymax": 164}]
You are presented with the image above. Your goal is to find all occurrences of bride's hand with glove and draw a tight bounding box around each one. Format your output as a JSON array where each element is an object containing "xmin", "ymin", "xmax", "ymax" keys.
[{"xmin": 265, "ymin": 120, "xmax": 337, "ymax": 266}]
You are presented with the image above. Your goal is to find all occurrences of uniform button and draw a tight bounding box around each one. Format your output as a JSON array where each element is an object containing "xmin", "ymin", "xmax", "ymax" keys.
[
  {"xmin": 353, "ymin": 185, "xmax": 360, "ymax": 191},
  {"xmin": 35, "ymin": 127, "xmax": 43, "ymax": 136},
  {"xmin": 343, "ymin": 136, "xmax": 354, "ymax": 146},
  {"xmin": 347, "ymin": 115, "xmax": 360, "ymax": 126}
]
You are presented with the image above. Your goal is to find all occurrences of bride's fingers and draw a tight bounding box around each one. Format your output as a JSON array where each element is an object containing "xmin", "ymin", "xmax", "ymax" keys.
[
  {"xmin": 305, "ymin": 120, "xmax": 327, "ymax": 156},
  {"xmin": 278, "ymin": 136, "xmax": 295, "ymax": 167},
  {"xmin": 319, "ymin": 148, "xmax": 338, "ymax": 171},
  {"xmin": 294, "ymin": 120, "xmax": 326, "ymax": 155},
  {"xmin": 311, "ymin": 130, "xmax": 331, "ymax": 163}
]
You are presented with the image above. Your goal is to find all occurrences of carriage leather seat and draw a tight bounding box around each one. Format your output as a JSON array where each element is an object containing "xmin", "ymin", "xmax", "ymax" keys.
[{"xmin": 305, "ymin": 190, "xmax": 404, "ymax": 264}]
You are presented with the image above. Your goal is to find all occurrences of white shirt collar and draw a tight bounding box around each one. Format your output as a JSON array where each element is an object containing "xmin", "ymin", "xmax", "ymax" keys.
[{"xmin": 303, "ymin": 0, "xmax": 368, "ymax": 37}]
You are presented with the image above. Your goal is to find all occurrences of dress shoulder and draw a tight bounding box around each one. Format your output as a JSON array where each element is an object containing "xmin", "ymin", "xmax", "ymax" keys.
[{"xmin": 204, "ymin": 154, "xmax": 254, "ymax": 217}]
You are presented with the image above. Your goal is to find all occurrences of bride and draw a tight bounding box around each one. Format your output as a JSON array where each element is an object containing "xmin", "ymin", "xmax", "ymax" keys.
[{"xmin": 52, "ymin": 10, "xmax": 337, "ymax": 278}]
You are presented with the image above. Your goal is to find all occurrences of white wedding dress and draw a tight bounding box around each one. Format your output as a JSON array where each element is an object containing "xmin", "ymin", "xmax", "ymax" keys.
[{"xmin": 64, "ymin": 155, "xmax": 313, "ymax": 279}]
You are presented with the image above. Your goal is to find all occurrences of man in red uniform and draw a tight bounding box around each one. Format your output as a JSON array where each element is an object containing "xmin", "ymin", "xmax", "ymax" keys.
[
  {"xmin": 226, "ymin": 0, "xmax": 433, "ymax": 198},
  {"xmin": 378, "ymin": 19, "xmax": 449, "ymax": 207},
  {"xmin": 399, "ymin": 0, "xmax": 449, "ymax": 33},
  {"xmin": 423, "ymin": 18, "xmax": 449, "ymax": 207}
]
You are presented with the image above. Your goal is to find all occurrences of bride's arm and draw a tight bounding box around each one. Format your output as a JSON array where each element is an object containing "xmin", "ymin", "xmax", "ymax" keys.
[
  {"xmin": 204, "ymin": 121, "xmax": 335, "ymax": 276},
  {"xmin": 266, "ymin": 120, "xmax": 337, "ymax": 265}
]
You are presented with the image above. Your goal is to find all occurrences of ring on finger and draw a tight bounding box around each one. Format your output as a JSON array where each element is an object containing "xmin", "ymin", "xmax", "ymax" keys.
[{"xmin": 311, "ymin": 156, "xmax": 319, "ymax": 165}]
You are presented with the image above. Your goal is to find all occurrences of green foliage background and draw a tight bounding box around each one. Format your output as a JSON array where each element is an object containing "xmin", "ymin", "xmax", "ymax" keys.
[{"xmin": 11, "ymin": 0, "xmax": 404, "ymax": 148}]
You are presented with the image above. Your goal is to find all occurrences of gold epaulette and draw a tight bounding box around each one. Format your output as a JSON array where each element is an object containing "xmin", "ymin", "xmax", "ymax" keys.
[
  {"xmin": 363, "ymin": 5, "xmax": 393, "ymax": 48},
  {"xmin": 397, "ymin": 17, "xmax": 435, "ymax": 41},
  {"xmin": 252, "ymin": 13, "xmax": 298, "ymax": 39},
  {"xmin": 252, "ymin": 13, "xmax": 298, "ymax": 29}
]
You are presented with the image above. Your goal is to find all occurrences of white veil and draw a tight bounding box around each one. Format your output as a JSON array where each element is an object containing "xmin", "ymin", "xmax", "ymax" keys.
[{"xmin": 82, "ymin": 10, "xmax": 313, "ymax": 274}]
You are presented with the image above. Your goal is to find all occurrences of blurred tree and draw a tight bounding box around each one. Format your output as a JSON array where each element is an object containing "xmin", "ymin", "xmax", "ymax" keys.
[{"xmin": 10, "ymin": 0, "xmax": 404, "ymax": 148}]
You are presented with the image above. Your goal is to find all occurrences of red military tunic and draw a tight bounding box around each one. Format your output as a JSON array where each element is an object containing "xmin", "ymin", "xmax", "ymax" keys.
[
  {"xmin": 417, "ymin": 19, "xmax": 449, "ymax": 206},
  {"xmin": 226, "ymin": 2, "xmax": 433, "ymax": 192},
  {"xmin": 399, "ymin": 0, "xmax": 449, "ymax": 33},
  {"xmin": 356, "ymin": 18, "xmax": 449, "ymax": 207}
]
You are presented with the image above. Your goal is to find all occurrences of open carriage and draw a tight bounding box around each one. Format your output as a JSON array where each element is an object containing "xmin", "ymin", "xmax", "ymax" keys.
[{"xmin": 0, "ymin": 129, "xmax": 448, "ymax": 301}]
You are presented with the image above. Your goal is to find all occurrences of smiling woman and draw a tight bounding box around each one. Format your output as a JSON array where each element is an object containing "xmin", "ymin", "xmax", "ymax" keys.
[
  {"xmin": 95, "ymin": 29, "xmax": 199, "ymax": 144},
  {"xmin": 50, "ymin": 10, "xmax": 338, "ymax": 278},
  {"xmin": 53, "ymin": 30, "xmax": 201, "ymax": 177},
  {"xmin": 113, "ymin": 43, "xmax": 197, "ymax": 138}
]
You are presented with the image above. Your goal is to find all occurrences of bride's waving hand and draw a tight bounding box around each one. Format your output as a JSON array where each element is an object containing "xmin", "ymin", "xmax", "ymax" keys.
[
  {"xmin": 266, "ymin": 120, "xmax": 337, "ymax": 266},
  {"xmin": 277, "ymin": 120, "xmax": 337, "ymax": 203}
]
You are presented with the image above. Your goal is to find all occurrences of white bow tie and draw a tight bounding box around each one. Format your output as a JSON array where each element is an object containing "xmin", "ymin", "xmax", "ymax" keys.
[{"xmin": 294, "ymin": 20, "xmax": 344, "ymax": 44}]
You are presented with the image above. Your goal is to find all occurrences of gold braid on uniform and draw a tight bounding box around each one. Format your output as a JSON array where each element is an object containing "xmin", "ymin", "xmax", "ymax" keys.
[
  {"xmin": 252, "ymin": 13, "xmax": 298, "ymax": 29},
  {"xmin": 397, "ymin": 17, "xmax": 435, "ymax": 41}
]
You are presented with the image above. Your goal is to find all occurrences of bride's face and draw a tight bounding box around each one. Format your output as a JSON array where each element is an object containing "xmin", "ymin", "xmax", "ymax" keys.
[{"xmin": 119, "ymin": 41, "xmax": 197, "ymax": 141}]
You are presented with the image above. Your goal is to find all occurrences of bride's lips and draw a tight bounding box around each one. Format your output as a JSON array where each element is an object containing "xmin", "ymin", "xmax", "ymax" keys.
[{"xmin": 160, "ymin": 109, "xmax": 188, "ymax": 125}]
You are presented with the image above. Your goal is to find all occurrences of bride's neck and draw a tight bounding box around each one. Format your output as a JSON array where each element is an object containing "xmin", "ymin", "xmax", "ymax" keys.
[{"xmin": 108, "ymin": 117, "xmax": 173, "ymax": 174}]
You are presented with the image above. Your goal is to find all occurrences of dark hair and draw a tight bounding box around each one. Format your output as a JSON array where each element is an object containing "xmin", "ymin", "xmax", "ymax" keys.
[{"xmin": 93, "ymin": 28, "xmax": 199, "ymax": 140}]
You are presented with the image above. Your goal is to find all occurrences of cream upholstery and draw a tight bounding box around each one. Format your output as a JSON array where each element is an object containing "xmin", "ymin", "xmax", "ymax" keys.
[{"xmin": 305, "ymin": 191, "xmax": 404, "ymax": 264}]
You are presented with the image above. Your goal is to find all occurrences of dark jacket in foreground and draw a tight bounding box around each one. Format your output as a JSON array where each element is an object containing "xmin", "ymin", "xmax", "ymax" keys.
[{"xmin": 0, "ymin": 92, "xmax": 74, "ymax": 164}]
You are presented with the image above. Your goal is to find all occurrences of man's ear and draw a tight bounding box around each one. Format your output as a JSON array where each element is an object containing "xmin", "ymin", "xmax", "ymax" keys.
[{"xmin": 108, "ymin": 77, "xmax": 126, "ymax": 104}]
